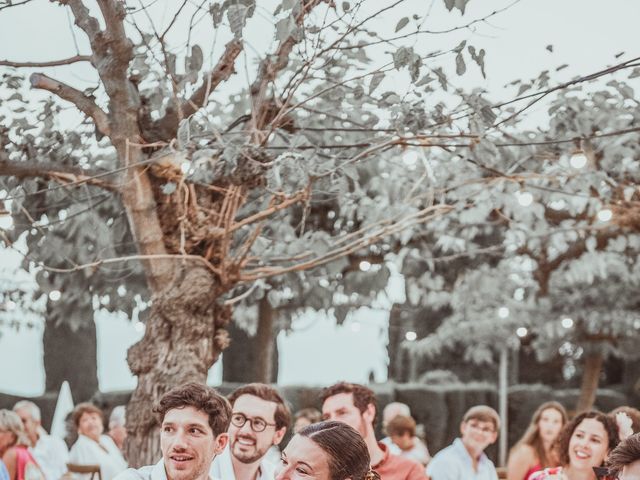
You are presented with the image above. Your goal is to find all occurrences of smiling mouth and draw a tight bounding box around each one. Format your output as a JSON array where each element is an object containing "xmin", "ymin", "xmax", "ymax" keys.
[
  {"xmin": 170, "ymin": 454, "xmax": 195, "ymax": 463},
  {"xmin": 235, "ymin": 436, "xmax": 256, "ymax": 447},
  {"xmin": 574, "ymin": 450, "xmax": 590, "ymax": 459}
]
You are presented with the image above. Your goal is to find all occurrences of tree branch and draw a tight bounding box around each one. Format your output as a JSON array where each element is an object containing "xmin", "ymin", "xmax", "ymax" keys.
[
  {"xmin": 0, "ymin": 152, "xmax": 116, "ymax": 191},
  {"xmin": 0, "ymin": 55, "xmax": 91, "ymax": 68},
  {"xmin": 181, "ymin": 39, "xmax": 243, "ymax": 118},
  {"xmin": 249, "ymin": 0, "xmax": 328, "ymax": 136},
  {"xmin": 29, "ymin": 72, "xmax": 110, "ymax": 137}
]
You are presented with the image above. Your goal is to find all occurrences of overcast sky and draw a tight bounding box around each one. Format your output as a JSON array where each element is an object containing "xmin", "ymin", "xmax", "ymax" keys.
[{"xmin": 1, "ymin": 0, "xmax": 639, "ymax": 396}]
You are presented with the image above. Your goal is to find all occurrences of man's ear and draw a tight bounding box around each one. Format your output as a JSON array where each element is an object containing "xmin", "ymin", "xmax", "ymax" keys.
[
  {"xmin": 273, "ymin": 427, "xmax": 287, "ymax": 446},
  {"xmin": 459, "ymin": 421, "xmax": 465, "ymax": 436},
  {"xmin": 214, "ymin": 432, "xmax": 229, "ymax": 454},
  {"xmin": 363, "ymin": 403, "xmax": 376, "ymax": 426}
]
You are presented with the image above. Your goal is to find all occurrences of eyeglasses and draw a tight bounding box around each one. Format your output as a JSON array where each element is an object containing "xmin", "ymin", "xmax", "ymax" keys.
[
  {"xmin": 467, "ymin": 422, "xmax": 496, "ymax": 434},
  {"xmin": 230, "ymin": 413, "xmax": 276, "ymax": 432}
]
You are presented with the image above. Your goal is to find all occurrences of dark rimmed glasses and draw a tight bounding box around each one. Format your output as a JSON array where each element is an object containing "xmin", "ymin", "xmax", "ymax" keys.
[{"xmin": 231, "ymin": 413, "xmax": 276, "ymax": 432}]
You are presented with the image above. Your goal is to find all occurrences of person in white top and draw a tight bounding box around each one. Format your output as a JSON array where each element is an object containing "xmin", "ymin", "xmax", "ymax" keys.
[
  {"xmin": 13, "ymin": 401, "xmax": 69, "ymax": 480},
  {"xmin": 114, "ymin": 383, "xmax": 230, "ymax": 480},
  {"xmin": 68, "ymin": 404, "xmax": 127, "ymax": 480},
  {"xmin": 210, "ymin": 383, "xmax": 290, "ymax": 480},
  {"xmin": 379, "ymin": 403, "xmax": 430, "ymax": 466},
  {"xmin": 426, "ymin": 405, "xmax": 499, "ymax": 480},
  {"xmin": 107, "ymin": 407, "xmax": 127, "ymax": 454}
]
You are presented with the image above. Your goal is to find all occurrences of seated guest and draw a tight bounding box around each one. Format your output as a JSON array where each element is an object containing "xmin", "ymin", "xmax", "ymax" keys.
[
  {"xmin": 380, "ymin": 403, "xmax": 430, "ymax": 466},
  {"xmin": 0, "ymin": 410, "xmax": 45, "ymax": 480},
  {"xmin": 384, "ymin": 416, "xmax": 430, "ymax": 466},
  {"xmin": 507, "ymin": 401, "xmax": 567, "ymax": 480},
  {"xmin": 321, "ymin": 382, "xmax": 427, "ymax": 480},
  {"xmin": 426, "ymin": 405, "xmax": 500, "ymax": 480},
  {"xmin": 607, "ymin": 432, "xmax": 640, "ymax": 480},
  {"xmin": 293, "ymin": 408, "xmax": 322, "ymax": 434},
  {"xmin": 529, "ymin": 410, "xmax": 619, "ymax": 480},
  {"xmin": 114, "ymin": 382, "xmax": 230, "ymax": 480},
  {"xmin": 107, "ymin": 407, "xmax": 126, "ymax": 453},
  {"xmin": 68, "ymin": 404, "xmax": 127, "ymax": 480},
  {"xmin": 277, "ymin": 420, "xmax": 380, "ymax": 480},
  {"xmin": 13, "ymin": 401, "xmax": 69, "ymax": 480}
]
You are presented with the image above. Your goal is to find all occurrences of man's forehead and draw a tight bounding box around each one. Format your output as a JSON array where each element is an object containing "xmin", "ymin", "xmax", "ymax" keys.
[
  {"xmin": 163, "ymin": 406, "xmax": 210, "ymax": 425},
  {"xmin": 233, "ymin": 394, "xmax": 278, "ymax": 418},
  {"xmin": 322, "ymin": 392, "xmax": 356, "ymax": 410}
]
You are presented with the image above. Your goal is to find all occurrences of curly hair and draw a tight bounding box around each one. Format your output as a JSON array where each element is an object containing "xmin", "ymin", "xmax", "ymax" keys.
[
  {"xmin": 555, "ymin": 410, "xmax": 619, "ymax": 467},
  {"xmin": 228, "ymin": 383, "xmax": 291, "ymax": 430},
  {"xmin": 299, "ymin": 421, "xmax": 380, "ymax": 480},
  {"xmin": 71, "ymin": 403, "xmax": 104, "ymax": 429},
  {"xmin": 321, "ymin": 382, "xmax": 377, "ymax": 423},
  {"xmin": 154, "ymin": 382, "xmax": 231, "ymax": 436}
]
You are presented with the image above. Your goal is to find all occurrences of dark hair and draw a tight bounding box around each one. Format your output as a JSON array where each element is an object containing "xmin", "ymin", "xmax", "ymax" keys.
[
  {"xmin": 228, "ymin": 383, "xmax": 291, "ymax": 430},
  {"xmin": 555, "ymin": 410, "xmax": 619, "ymax": 467},
  {"xmin": 385, "ymin": 415, "xmax": 416, "ymax": 437},
  {"xmin": 512, "ymin": 401, "xmax": 568, "ymax": 468},
  {"xmin": 71, "ymin": 403, "xmax": 104, "ymax": 429},
  {"xmin": 153, "ymin": 382, "xmax": 231, "ymax": 436},
  {"xmin": 299, "ymin": 421, "xmax": 380, "ymax": 480},
  {"xmin": 321, "ymin": 382, "xmax": 377, "ymax": 423},
  {"xmin": 607, "ymin": 432, "xmax": 640, "ymax": 476}
]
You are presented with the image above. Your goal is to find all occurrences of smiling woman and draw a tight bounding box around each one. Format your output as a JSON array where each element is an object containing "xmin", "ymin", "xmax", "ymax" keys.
[
  {"xmin": 276, "ymin": 421, "xmax": 379, "ymax": 480},
  {"xmin": 68, "ymin": 404, "xmax": 127, "ymax": 480},
  {"xmin": 529, "ymin": 411, "xmax": 620, "ymax": 480}
]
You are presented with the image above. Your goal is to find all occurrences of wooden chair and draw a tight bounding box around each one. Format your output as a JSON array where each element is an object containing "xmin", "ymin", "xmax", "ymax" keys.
[{"xmin": 66, "ymin": 464, "xmax": 102, "ymax": 480}]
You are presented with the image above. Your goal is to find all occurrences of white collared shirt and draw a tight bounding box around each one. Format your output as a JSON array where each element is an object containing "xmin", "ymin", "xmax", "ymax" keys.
[
  {"xmin": 69, "ymin": 435, "xmax": 128, "ymax": 480},
  {"xmin": 209, "ymin": 445, "xmax": 276, "ymax": 480},
  {"xmin": 426, "ymin": 438, "xmax": 498, "ymax": 480},
  {"xmin": 30, "ymin": 429, "xmax": 69, "ymax": 480}
]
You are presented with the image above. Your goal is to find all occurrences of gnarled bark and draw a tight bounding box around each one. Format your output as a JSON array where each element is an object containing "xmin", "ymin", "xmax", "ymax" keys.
[{"xmin": 125, "ymin": 265, "xmax": 230, "ymax": 466}]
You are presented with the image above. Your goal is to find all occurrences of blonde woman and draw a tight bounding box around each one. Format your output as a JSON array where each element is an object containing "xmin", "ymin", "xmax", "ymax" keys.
[{"xmin": 0, "ymin": 410, "xmax": 44, "ymax": 480}]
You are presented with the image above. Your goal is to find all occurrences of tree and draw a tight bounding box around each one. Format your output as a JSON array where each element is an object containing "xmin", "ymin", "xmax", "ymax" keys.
[
  {"xmin": 1, "ymin": 0, "xmax": 493, "ymax": 465},
  {"xmin": 410, "ymin": 73, "xmax": 640, "ymax": 410}
]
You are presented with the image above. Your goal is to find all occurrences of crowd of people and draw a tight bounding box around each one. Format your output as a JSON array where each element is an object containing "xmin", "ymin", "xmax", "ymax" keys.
[{"xmin": 0, "ymin": 381, "xmax": 639, "ymax": 480}]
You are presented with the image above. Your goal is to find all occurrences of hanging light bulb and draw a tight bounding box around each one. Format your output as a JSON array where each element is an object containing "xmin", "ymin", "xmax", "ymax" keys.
[
  {"xmin": 516, "ymin": 191, "xmax": 533, "ymax": 207},
  {"xmin": 597, "ymin": 209, "xmax": 613, "ymax": 222},
  {"xmin": 569, "ymin": 150, "xmax": 588, "ymax": 169},
  {"xmin": 516, "ymin": 327, "xmax": 528, "ymax": 338}
]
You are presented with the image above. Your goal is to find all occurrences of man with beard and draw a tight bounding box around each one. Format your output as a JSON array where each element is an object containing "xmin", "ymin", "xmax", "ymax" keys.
[
  {"xmin": 115, "ymin": 382, "xmax": 230, "ymax": 480},
  {"xmin": 210, "ymin": 383, "xmax": 289, "ymax": 480},
  {"xmin": 321, "ymin": 382, "xmax": 426, "ymax": 480}
]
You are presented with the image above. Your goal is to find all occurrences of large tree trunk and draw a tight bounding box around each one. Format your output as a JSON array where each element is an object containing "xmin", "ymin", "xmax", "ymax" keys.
[
  {"xmin": 254, "ymin": 296, "xmax": 276, "ymax": 383},
  {"xmin": 124, "ymin": 266, "xmax": 230, "ymax": 467},
  {"xmin": 575, "ymin": 348, "xmax": 604, "ymax": 414},
  {"xmin": 222, "ymin": 299, "xmax": 279, "ymax": 383},
  {"xmin": 43, "ymin": 298, "xmax": 98, "ymax": 402}
]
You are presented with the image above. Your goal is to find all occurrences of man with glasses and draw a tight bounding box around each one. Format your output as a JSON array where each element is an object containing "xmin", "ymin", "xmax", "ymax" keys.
[
  {"xmin": 426, "ymin": 405, "xmax": 499, "ymax": 480},
  {"xmin": 210, "ymin": 383, "xmax": 290, "ymax": 480}
]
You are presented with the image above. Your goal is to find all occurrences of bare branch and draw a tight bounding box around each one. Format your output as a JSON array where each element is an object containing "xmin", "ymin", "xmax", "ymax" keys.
[
  {"xmin": 250, "ymin": 0, "xmax": 329, "ymax": 136},
  {"xmin": 182, "ymin": 39, "xmax": 243, "ymax": 118},
  {"xmin": 0, "ymin": 151, "xmax": 116, "ymax": 191},
  {"xmin": 29, "ymin": 72, "xmax": 110, "ymax": 137},
  {"xmin": 0, "ymin": 55, "xmax": 91, "ymax": 68},
  {"xmin": 57, "ymin": 0, "xmax": 105, "ymax": 55}
]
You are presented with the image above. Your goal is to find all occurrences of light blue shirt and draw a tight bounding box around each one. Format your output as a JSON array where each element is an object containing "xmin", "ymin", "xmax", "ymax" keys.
[
  {"xmin": 0, "ymin": 460, "xmax": 10, "ymax": 480},
  {"xmin": 426, "ymin": 438, "xmax": 498, "ymax": 480}
]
